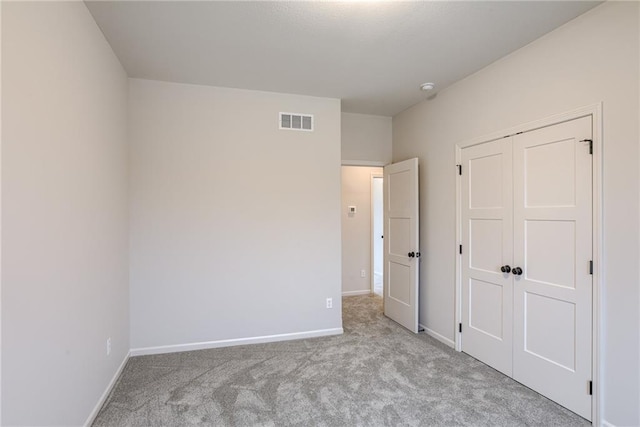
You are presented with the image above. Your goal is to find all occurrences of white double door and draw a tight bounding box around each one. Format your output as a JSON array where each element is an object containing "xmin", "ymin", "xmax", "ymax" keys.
[{"xmin": 461, "ymin": 116, "xmax": 593, "ymax": 420}]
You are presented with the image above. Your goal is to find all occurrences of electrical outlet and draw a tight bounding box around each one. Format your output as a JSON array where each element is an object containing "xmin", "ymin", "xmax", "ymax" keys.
[
  {"xmin": 360, "ymin": 269, "xmax": 366, "ymax": 278},
  {"xmin": 106, "ymin": 338, "xmax": 112, "ymax": 356},
  {"xmin": 326, "ymin": 298, "xmax": 333, "ymax": 309}
]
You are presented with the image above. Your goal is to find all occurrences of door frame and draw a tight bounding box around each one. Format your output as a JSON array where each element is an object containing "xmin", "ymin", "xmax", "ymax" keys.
[
  {"xmin": 370, "ymin": 173, "xmax": 384, "ymax": 295},
  {"xmin": 454, "ymin": 103, "xmax": 603, "ymax": 424},
  {"xmin": 340, "ymin": 160, "xmax": 388, "ymax": 299}
]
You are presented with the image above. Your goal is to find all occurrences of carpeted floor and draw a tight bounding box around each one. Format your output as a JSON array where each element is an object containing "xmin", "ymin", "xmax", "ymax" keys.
[{"xmin": 93, "ymin": 295, "xmax": 589, "ymax": 426}]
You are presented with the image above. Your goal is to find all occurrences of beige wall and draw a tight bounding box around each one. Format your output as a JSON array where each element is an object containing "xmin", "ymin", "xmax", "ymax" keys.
[
  {"xmin": 392, "ymin": 2, "xmax": 639, "ymax": 425},
  {"xmin": 129, "ymin": 78, "xmax": 342, "ymax": 351},
  {"xmin": 2, "ymin": 2, "xmax": 130, "ymax": 425},
  {"xmin": 342, "ymin": 112, "xmax": 392, "ymax": 164},
  {"xmin": 341, "ymin": 166, "xmax": 383, "ymax": 295}
]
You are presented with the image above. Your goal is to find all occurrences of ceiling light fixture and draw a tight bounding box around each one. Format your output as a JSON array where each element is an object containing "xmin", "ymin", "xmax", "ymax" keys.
[{"xmin": 420, "ymin": 82, "xmax": 435, "ymax": 91}]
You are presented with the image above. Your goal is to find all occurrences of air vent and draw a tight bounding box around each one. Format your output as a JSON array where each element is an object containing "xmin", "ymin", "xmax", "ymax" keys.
[{"xmin": 280, "ymin": 112, "xmax": 314, "ymax": 132}]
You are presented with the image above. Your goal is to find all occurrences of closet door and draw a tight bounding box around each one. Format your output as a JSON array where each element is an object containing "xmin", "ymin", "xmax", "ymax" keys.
[
  {"xmin": 512, "ymin": 116, "xmax": 593, "ymax": 420},
  {"xmin": 461, "ymin": 139, "xmax": 513, "ymax": 376}
]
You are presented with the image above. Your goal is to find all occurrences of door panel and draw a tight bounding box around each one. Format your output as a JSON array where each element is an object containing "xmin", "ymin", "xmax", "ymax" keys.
[
  {"xmin": 469, "ymin": 219, "xmax": 503, "ymax": 272},
  {"xmin": 388, "ymin": 262, "xmax": 411, "ymax": 304},
  {"xmin": 524, "ymin": 292, "xmax": 576, "ymax": 371},
  {"xmin": 469, "ymin": 153, "xmax": 504, "ymax": 209},
  {"xmin": 513, "ymin": 116, "xmax": 592, "ymax": 420},
  {"xmin": 525, "ymin": 220, "xmax": 576, "ymax": 288},
  {"xmin": 389, "ymin": 218, "xmax": 411, "ymax": 255},
  {"xmin": 389, "ymin": 169, "xmax": 412, "ymax": 213},
  {"xmin": 469, "ymin": 278, "xmax": 504, "ymax": 339},
  {"xmin": 384, "ymin": 158, "xmax": 419, "ymax": 333},
  {"xmin": 524, "ymin": 138, "xmax": 576, "ymax": 207},
  {"xmin": 461, "ymin": 139, "xmax": 513, "ymax": 376}
]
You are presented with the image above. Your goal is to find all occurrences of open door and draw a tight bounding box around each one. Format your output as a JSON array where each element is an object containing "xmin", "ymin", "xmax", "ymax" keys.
[{"xmin": 383, "ymin": 158, "xmax": 420, "ymax": 333}]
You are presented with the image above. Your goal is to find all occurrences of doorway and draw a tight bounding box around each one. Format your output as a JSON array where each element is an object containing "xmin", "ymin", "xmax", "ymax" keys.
[
  {"xmin": 341, "ymin": 159, "xmax": 420, "ymax": 333},
  {"xmin": 340, "ymin": 165, "xmax": 384, "ymax": 297}
]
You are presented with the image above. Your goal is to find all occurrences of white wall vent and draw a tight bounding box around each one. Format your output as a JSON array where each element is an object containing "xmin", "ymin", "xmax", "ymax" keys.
[{"xmin": 280, "ymin": 112, "xmax": 314, "ymax": 132}]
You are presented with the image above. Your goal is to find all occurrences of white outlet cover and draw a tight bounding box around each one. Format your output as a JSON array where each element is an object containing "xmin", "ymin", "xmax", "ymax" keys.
[{"xmin": 348, "ymin": 206, "xmax": 356, "ymax": 214}]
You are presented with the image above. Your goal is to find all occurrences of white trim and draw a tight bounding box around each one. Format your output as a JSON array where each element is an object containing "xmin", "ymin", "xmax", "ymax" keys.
[
  {"xmin": 0, "ymin": 2, "xmax": 4, "ymax": 421},
  {"xmin": 454, "ymin": 103, "xmax": 602, "ymax": 423},
  {"xmin": 420, "ymin": 324, "xmax": 455, "ymax": 348},
  {"xmin": 130, "ymin": 328, "xmax": 344, "ymax": 357},
  {"xmin": 342, "ymin": 290, "xmax": 371, "ymax": 297},
  {"xmin": 341, "ymin": 160, "xmax": 388, "ymax": 167},
  {"xmin": 84, "ymin": 351, "xmax": 130, "ymax": 427},
  {"xmin": 454, "ymin": 104, "xmax": 600, "ymax": 150},
  {"xmin": 455, "ymin": 146, "xmax": 462, "ymax": 352},
  {"xmin": 600, "ymin": 420, "xmax": 616, "ymax": 427},
  {"xmin": 591, "ymin": 103, "xmax": 603, "ymax": 426}
]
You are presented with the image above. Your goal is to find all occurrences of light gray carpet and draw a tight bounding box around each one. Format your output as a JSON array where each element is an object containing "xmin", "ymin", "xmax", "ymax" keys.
[{"xmin": 93, "ymin": 295, "xmax": 589, "ymax": 426}]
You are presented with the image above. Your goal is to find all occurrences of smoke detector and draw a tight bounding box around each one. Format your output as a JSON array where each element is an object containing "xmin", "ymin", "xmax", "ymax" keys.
[{"xmin": 420, "ymin": 82, "xmax": 435, "ymax": 91}]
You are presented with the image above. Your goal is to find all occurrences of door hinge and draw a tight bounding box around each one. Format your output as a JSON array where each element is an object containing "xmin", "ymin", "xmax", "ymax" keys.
[
  {"xmin": 589, "ymin": 260, "xmax": 593, "ymax": 275},
  {"xmin": 589, "ymin": 380, "xmax": 593, "ymax": 395},
  {"xmin": 581, "ymin": 139, "xmax": 593, "ymax": 155},
  {"xmin": 459, "ymin": 245, "xmax": 462, "ymax": 255},
  {"xmin": 457, "ymin": 164, "xmax": 462, "ymax": 175},
  {"xmin": 459, "ymin": 323, "xmax": 462, "ymax": 333}
]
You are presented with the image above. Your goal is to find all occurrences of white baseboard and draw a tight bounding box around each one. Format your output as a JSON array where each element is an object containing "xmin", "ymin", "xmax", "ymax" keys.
[
  {"xmin": 130, "ymin": 328, "xmax": 344, "ymax": 357},
  {"xmin": 601, "ymin": 420, "xmax": 616, "ymax": 427},
  {"xmin": 420, "ymin": 324, "xmax": 455, "ymax": 348},
  {"xmin": 84, "ymin": 351, "xmax": 130, "ymax": 427},
  {"xmin": 342, "ymin": 290, "xmax": 371, "ymax": 296}
]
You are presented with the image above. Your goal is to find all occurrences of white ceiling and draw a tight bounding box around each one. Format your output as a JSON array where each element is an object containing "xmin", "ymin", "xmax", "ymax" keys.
[{"xmin": 85, "ymin": 1, "xmax": 600, "ymax": 117}]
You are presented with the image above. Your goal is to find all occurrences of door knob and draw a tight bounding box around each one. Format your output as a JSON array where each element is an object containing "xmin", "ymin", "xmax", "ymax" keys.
[
  {"xmin": 512, "ymin": 267, "xmax": 523, "ymax": 276},
  {"xmin": 408, "ymin": 252, "xmax": 415, "ymax": 258},
  {"xmin": 500, "ymin": 265, "xmax": 511, "ymax": 273}
]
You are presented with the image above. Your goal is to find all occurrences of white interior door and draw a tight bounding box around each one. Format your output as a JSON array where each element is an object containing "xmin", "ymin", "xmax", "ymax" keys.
[
  {"xmin": 461, "ymin": 138, "xmax": 513, "ymax": 376},
  {"xmin": 384, "ymin": 158, "xmax": 419, "ymax": 333},
  {"xmin": 512, "ymin": 116, "xmax": 593, "ymax": 420}
]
